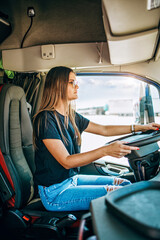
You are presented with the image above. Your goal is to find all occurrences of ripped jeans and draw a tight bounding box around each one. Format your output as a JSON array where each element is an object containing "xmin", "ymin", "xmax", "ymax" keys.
[{"xmin": 38, "ymin": 174, "xmax": 131, "ymax": 211}]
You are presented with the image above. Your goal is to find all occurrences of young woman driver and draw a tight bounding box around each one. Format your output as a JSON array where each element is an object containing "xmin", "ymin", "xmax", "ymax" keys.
[{"xmin": 33, "ymin": 66, "xmax": 160, "ymax": 211}]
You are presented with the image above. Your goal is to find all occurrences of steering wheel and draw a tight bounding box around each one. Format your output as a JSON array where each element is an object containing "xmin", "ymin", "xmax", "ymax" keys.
[{"xmin": 108, "ymin": 130, "xmax": 160, "ymax": 181}]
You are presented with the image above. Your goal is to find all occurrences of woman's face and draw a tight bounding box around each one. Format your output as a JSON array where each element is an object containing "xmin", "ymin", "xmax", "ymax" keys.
[{"xmin": 67, "ymin": 72, "xmax": 79, "ymax": 101}]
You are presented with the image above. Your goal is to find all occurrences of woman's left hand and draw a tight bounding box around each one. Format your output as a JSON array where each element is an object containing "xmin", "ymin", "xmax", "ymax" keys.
[{"xmin": 139, "ymin": 122, "xmax": 160, "ymax": 132}]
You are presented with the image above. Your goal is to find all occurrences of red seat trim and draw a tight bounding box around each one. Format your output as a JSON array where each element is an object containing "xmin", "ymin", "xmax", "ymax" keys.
[
  {"xmin": 0, "ymin": 84, "xmax": 4, "ymax": 93},
  {"xmin": 0, "ymin": 149, "xmax": 15, "ymax": 207}
]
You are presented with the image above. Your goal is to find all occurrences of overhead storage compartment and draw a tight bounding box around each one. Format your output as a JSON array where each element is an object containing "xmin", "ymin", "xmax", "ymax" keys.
[
  {"xmin": 2, "ymin": 43, "xmax": 110, "ymax": 72},
  {"xmin": 102, "ymin": 0, "xmax": 160, "ymax": 65}
]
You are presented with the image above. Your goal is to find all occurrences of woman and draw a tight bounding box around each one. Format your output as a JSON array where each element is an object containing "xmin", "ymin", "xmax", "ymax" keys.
[{"xmin": 33, "ymin": 66, "xmax": 160, "ymax": 211}]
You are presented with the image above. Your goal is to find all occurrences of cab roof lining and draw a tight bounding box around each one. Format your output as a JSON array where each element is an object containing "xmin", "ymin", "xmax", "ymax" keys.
[{"xmin": 0, "ymin": 0, "xmax": 106, "ymax": 50}]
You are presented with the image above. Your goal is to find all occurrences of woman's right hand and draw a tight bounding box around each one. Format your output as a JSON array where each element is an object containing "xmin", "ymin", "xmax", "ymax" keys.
[{"xmin": 104, "ymin": 141, "xmax": 139, "ymax": 158}]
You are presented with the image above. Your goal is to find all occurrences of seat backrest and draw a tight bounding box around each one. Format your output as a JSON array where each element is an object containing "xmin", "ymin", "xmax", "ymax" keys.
[{"xmin": 0, "ymin": 84, "xmax": 36, "ymax": 209}]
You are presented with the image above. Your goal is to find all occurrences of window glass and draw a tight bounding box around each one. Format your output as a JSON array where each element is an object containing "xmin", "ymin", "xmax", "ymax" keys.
[{"xmin": 76, "ymin": 74, "xmax": 160, "ymax": 165}]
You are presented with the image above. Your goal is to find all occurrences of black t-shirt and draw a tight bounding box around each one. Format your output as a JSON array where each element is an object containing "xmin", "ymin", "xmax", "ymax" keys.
[{"xmin": 34, "ymin": 110, "xmax": 89, "ymax": 187}]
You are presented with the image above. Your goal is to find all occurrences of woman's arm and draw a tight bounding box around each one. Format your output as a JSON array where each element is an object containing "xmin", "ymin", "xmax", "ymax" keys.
[
  {"xmin": 43, "ymin": 121, "xmax": 160, "ymax": 169},
  {"xmin": 85, "ymin": 121, "xmax": 160, "ymax": 136},
  {"xmin": 43, "ymin": 139, "xmax": 139, "ymax": 169}
]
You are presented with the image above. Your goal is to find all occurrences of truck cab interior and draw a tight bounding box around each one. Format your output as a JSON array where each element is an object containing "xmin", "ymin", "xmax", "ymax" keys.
[{"xmin": 0, "ymin": 0, "xmax": 160, "ymax": 239}]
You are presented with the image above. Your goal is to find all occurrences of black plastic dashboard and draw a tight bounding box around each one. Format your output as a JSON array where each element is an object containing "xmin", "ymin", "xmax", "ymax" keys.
[
  {"xmin": 107, "ymin": 130, "xmax": 160, "ymax": 181},
  {"xmin": 107, "ymin": 130, "xmax": 160, "ymax": 158}
]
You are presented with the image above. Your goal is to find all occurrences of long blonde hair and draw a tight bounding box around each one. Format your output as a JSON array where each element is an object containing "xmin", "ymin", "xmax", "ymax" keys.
[{"xmin": 33, "ymin": 66, "xmax": 81, "ymax": 148}]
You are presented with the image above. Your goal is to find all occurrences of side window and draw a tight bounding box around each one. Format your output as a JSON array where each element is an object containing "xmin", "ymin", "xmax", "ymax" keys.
[{"xmin": 76, "ymin": 74, "xmax": 160, "ymax": 156}]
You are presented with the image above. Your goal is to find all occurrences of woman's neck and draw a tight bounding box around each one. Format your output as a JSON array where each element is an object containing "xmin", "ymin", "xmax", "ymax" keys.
[{"xmin": 55, "ymin": 101, "xmax": 68, "ymax": 116}]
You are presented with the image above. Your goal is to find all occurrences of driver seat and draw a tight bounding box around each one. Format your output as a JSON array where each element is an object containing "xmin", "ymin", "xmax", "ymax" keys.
[{"xmin": 0, "ymin": 84, "xmax": 86, "ymax": 239}]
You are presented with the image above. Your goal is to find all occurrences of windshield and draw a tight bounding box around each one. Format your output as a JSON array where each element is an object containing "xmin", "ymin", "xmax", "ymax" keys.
[{"xmin": 76, "ymin": 74, "xmax": 160, "ymax": 166}]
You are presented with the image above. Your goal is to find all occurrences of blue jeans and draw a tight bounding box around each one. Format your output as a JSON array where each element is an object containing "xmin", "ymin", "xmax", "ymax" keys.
[{"xmin": 38, "ymin": 174, "xmax": 131, "ymax": 211}]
